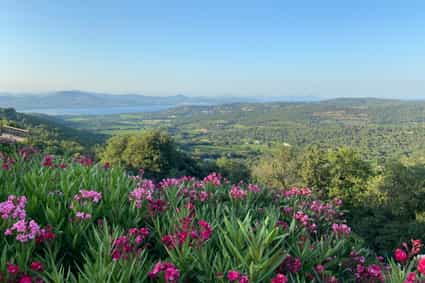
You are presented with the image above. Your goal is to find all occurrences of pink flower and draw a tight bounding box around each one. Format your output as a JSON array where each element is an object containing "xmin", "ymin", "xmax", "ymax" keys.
[
  {"xmin": 162, "ymin": 234, "xmax": 176, "ymax": 248},
  {"xmin": 394, "ymin": 248, "xmax": 408, "ymax": 263},
  {"xmin": 42, "ymin": 155, "xmax": 53, "ymax": 167},
  {"xmin": 74, "ymin": 190, "xmax": 102, "ymax": 203},
  {"xmin": 315, "ymin": 264, "xmax": 325, "ymax": 273},
  {"xmin": 279, "ymin": 255, "xmax": 302, "ymax": 273},
  {"xmin": 164, "ymin": 267, "xmax": 180, "ymax": 282},
  {"xmin": 198, "ymin": 220, "xmax": 212, "ymax": 241},
  {"xmin": 0, "ymin": 195, "xmax": 27, "ymax": 220},
  {"xmin": 76, "ymin": 212, "xmax": 92, "ymax": 220},
  {"xmin": 247, "ymin": 184, "xmax": 261, "ymax": 193},
  {"xmin": 283, "ymin": 187, "xmax": 312, "ymax": 198},
  {"xmin": 19, "ymin": 276, "xmax": 32, "ymax": 283},
  {"xmin": 7, "ymin": 263, "xmax": 19, "ymax": 274},
  {"xmin": 30, "ymin": 261, "xmax": 43, "ymax": 272},
  {"xmin": 230, "ymin": 185, "xmax": 247, "ymax": 200},
  {"xmin": 149, "ymin": 262, "xmax": 163, "ymax": 278},
  {"xmin": 149, "ymin": 262, "xmax": 179, "ymax": 282},
  {"xmin": 418, "ymin": 257, "xmax": 425, "ymax": 275},
  {"xmin": 36, "ymin": 226, "xmax": 56, "ymax": 244},
  {"xmin": 6, "ymin": 219, "xmax": 41, "ymax": 242},
  {"xmin": 129, "ymin": 180, "xmax": 155, "ymax": 208},
  {"xmin": 227, "ymin": 271, "xmax": 240, "ymax": 281},
  {"xmin": 203, "ymin": 172, "xmax": 222, "ymax": 186},
  {"xmin": 238, "ymin": 275, "xmax": 249, "ymax": 283},
  {"xmin": 367, "ymin": 264, "xmax": 382, "ymax": 279},
  {"xmin": 199, "ymin": 191, "xmax": 209, "ymax": 202},
  {"xmin": 404, "ymin": 272, "xmax": 417, "ymax": 283},
  {"xmin": 112, "ymin": 228, "xmax": 150, "ymax": 260},
  {"xmin": 332, "ymin": 223, "xmax": 351, "ymax": 237},
  {"xmin": 271, "ymin": 274, "xmax": 288, "ymax": 283}
]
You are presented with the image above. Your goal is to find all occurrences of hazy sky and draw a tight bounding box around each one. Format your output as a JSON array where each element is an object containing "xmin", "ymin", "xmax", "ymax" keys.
[{"xmin": 2, "ymin": 1, "xmax": 425, "ymax": 98}]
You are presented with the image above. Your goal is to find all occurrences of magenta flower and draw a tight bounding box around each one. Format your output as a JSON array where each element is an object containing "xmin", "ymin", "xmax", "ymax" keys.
[
  {"xmin": 42, "ymin": 155, "xmax": 54, "ymax": 167},
  {"xmin": 74, "ymin": 190, "xmax": 102, "ymax": 203},
  {"xmin": 230, "ymin": 185, "xmax": 247, "ymax": 200},
  {"xmin": 203, "ymin": 172, "xmax": 222, "ymax": 186},
  {"xmin": 271, "ymin": 274, "xmax": 288, "ymax": 283},
  {"xmin": 30, "ymin": 261, "xmax": 44, "ymax": 272},
  {"xmin": 7, "ymin": 263, "xmax": 19, "ymax": 274},
  {"xmin": 164, "ymin": 266, "xmax": 180, "ymax": 282},
  {"xmin": 279, "ymin": 255, "xmax": 302, "ymax": 273},
  {"xmin": 332, "ymin": 223, "xmax": 351, "ymax": 237},
  {"xmin": 149, "ymin": 262, "xmax": 179, "ymax": 282},
  {"xmin": 19, "ymin": 276, "xmax": 33, "ymax": 283},
  {"xmin": 227, "ymin": 271, "xmax": 240, "ymax": 281},
  {"xmin": 238, "ymin": 275, "xmax": 249, "ymax": 283},
  {"xmin": 394, "ymin": 248, "xmax": 408, "ymax": 263},
  {"xmin": 0, "ymin": 195, "xmax": 27, "ymax": 220}
]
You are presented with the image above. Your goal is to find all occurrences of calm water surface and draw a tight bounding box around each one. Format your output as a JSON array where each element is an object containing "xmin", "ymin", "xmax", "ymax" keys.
[{"xmin": 19, "ymin": 105, "xmax": 174, "ymax": 115}]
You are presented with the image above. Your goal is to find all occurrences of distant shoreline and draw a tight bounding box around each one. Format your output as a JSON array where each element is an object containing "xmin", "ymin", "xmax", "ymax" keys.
[{"xmin": 18, "ymin": 105, "xmax": 175, "ymax": 116}]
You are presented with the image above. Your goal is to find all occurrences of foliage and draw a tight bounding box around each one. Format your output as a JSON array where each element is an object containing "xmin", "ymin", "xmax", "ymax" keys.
[
  {"xmin": 65, "ymin": 98, "xmax": 425, "ymax": 161},
  {"xmin": 100, "ymin": 131, "xmax": 200, "ymax": 179},
  {"xmin": 251, "ymin": 144, "xmax": 299, "ymax": 188},
  {"xmin": 0, "ymin": 107, "xmax": 104, "ymax": 155},
  {"xmin": 2, "ymin": 149, "xmax": 422, "ymax": 282},
  {"xmin": 215, "ymin": 157, "xmax": 251, "ymax": 184}
]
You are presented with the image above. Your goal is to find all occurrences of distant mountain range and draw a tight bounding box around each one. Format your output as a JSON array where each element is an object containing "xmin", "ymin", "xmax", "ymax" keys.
[{"xmin": 0, "ymin": 90, "xmax": 320, "ymax": 110}]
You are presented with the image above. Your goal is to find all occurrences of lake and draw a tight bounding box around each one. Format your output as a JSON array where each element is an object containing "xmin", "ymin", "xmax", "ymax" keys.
[{"xmin": 18, "ymin": 105, "xmax": 175, "ymax": 116}]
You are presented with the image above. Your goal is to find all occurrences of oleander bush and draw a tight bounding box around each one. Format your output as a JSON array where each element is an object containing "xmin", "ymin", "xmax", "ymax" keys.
[{"xmin": 1, "ymin": 147, "xmax": 425, "ymax": 283}]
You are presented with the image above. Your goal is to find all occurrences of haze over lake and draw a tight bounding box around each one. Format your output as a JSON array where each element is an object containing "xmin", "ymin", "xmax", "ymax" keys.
[{"xmin": 19, "ymin": 105, "xmax": 175, "ymax": 116}]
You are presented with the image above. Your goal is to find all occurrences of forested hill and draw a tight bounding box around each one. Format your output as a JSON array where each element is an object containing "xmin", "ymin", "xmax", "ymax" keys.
[
  {"xmin": 0, "ymin": 107, "xmax": 105, "ymax": 153},
  {"xmin": 149, "ymin": 98, "xmax": 425, "ymax": 125},
  {"xmin": 64, "ymin": 98, "xmax": 425, "ymax": 160}
]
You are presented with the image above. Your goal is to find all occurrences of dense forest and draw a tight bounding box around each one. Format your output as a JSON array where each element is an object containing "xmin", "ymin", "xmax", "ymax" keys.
[{"xmin": 63, "ymin": 98, "xmax": 425, "ymax": 161}]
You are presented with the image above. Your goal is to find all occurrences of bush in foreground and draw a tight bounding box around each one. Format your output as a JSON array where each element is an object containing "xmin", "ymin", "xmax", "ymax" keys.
[{"xmin": 1, "ymin": 148, "xmax": 425, "ymax": 282}]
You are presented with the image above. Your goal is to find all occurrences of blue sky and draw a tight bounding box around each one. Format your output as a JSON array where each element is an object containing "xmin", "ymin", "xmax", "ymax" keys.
[{"xmin": 2, "ymin": 0, "xmax": 425, "ymax": 98}]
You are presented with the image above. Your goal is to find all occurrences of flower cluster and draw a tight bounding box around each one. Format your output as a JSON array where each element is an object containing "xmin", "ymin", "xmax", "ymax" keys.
[
  {"xmin": 158, "ymin": 177, "xmax": 191, "ymax": 190},
  {"xmin": 0, "ymin": 195, "xmax": 45, "ymax": 242},
  {"xmin": 229, "ymin": 184, "xmax": 248, "ymax": 200},
  {"xmin": 282, "ymin": 187, "xmax": 312, "ymax": 198},
  {"xmin": 278, "ymin": 255, "xmax": 302, "ymax": 274},
  {"xmin": 4, "ymin": 152, "xmax": 425, "ymax": 282},
  {"xmin": 0, "ymin": 195, "xmax": 27, "ymax": 220},
  {"xmin": 1, "ymin": 156, "xmax": 15, "ymax": 170},
  {"xmin": 247, "ymin": 183, "xmax": 261, "ymax": 193},
  {"xmin": 75, "ymin": 155, "xmax": 93, "ymax": 167},
  {"xmin": 355, "ymin": 264, "xmax": 384, "ymax": 282},
  {"xmin": 179, "ymin": 187, "xmax": 209, "ymax": 202},
  {"xmin": 332, "ymin": 223, "xmax": 351, "ymax": 237},
  {"xmin": 395, "ymin": 239, "xmax": 423, "ymax": 265},
  {"xmin": 111, "ymin": 227, "xmax": 150, "ymax": 260},
  {"xmin": 149, "ymin": 262, "xmax": 180, "ymax": 283},
  {"xmin": 19, "ymin": 146, "xmax": 39, "ymax": 160},
  {"xmin": 129, "ymin": 179, "xmax": 155, "ymax": 208},
  {"xmin": 271, "ymin": 273, "xmax": 288, "ymax": 283},
  {"xmin": 162, "ymin": 218, "xmax": 212, "ymax": 249},
  {"xmin": 202, "ymin": 172, "xmax": 222, "ymax": 186},
  {"xmin": 41, "ymin": 155, "xmax": 54, "ymax": 167},
  {"xmin": 227, "ymin": 271, "xmax": 250, "ymax": 283},
  {"xmin": 5, "ymin": 219, "xmax": 41, "ymax": 242},
  {"xmin": 70, "ymin": 189, "xmax": 102, "ymax": 220},
  {"xmin": 36, "ymin": 225, "xmax": 57, "ymax": 244},
  {"xmin": 74, "ymin": 189, "xmax": 102, "ymax": 203},
  {"xmin": 1, "ymin": 261, "xmax": 45, "ymax": 283}
]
